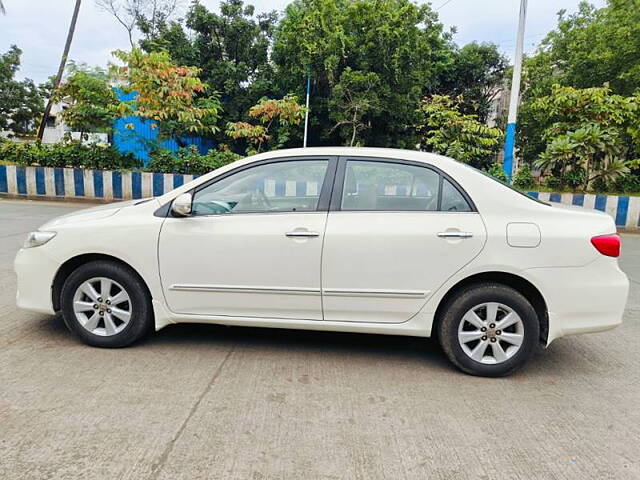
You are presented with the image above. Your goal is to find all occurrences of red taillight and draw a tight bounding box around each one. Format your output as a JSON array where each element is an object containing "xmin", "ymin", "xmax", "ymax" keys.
[{"xmin": 591, "ymin": 233, "xmax": 621, "ymax": 257}]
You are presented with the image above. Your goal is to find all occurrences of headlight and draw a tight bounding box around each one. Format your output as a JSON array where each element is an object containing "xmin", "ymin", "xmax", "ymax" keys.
[{"xmin": 23, "ymin": 231, "xmax": 57, "ymax": 249}]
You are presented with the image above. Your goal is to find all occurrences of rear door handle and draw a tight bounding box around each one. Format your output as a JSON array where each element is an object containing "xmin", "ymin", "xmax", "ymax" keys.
[
  {"xmin": 437, "ymin": 231, "xmax": 473, "ymax": 238},
  {"xmin": 286, "ymin": 230, "xmax": 320, "ymax": 238}
]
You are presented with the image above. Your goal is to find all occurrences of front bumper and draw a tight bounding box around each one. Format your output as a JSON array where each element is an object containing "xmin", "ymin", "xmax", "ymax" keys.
[
  {"xmin": 526, "ymin": 256, "xmax": 629, "ymax": 345},
  {"xmin": 14, "ymin": 246, "xmax": 59, "ymax": 315}
]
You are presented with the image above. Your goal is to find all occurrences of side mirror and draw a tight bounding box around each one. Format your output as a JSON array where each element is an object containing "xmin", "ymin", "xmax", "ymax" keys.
[{"xmin": 171, "ymin": 192, "xmax": 193, "ymax": 216}]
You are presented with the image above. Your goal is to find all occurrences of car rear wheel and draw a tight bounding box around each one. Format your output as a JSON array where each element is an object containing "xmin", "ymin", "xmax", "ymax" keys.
[
  {"xmin": 438, "ymin": 283, "xmax": 539, "ymax": 377},
  {"xmin": 60, "ymin": 260, "xmax": 153, "ymax": 348}
]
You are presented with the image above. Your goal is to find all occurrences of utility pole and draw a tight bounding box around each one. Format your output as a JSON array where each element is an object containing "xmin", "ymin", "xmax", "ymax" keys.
[
  {"xmin": 303, "ymin": 70, "xmax": 311, "ymax": 147},
  {"xmin": 503, "ymin": 0, "xmax": 527, "ymax": 182},
  {"xmin": 37, "ymin": 0, "xmax": 82, "ymax": 141}
]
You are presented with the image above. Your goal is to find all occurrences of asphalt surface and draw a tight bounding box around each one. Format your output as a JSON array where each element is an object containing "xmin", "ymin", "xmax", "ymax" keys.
[{"xmin": 1, "ymin": 197, "xmax": 639, "ymax": 480}]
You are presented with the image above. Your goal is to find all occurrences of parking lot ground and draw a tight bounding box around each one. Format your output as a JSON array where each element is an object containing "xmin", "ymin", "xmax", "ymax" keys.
[{"xmin": 1, "ymin": 197, "xmax": 639, "ymax": 480}]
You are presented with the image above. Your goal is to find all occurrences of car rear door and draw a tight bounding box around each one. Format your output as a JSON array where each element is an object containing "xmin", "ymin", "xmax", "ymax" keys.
[{"xmin": 320, "ymin": 157, "xmax": 486, "ymax": 323}]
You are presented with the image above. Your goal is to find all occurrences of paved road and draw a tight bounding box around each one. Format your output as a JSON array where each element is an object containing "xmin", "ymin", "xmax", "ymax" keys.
[{"xmin": 1, "ymin": 198, "xmax": 639, "ymax": 480}]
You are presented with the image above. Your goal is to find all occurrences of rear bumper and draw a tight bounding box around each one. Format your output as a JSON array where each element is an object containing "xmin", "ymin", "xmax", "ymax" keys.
[
  {"xmin": 526, "ymin": 257, "xmax": 629, "ymax": 345},
  {"xmin": 14, "ymin": 246, "xmax": 59, "ymax": 315}
]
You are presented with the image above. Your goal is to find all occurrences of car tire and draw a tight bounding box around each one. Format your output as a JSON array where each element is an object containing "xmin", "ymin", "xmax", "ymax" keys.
[
  {"xmin": 60, "ymin": 260, "xmax": 153, "ymax": 348},
  {"xmin": 438, "ymin": 283, "xmax": 540, "ymax": 377}
]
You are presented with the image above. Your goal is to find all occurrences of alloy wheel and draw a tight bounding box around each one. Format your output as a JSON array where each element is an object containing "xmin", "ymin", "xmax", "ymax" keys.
[
  {"xmin": 457, "ymin": 302, "xmax": 524, "ymax": 364},
  {"xmin": 72, "ymin": 277, "xmax": 132, "ymax": 336}
]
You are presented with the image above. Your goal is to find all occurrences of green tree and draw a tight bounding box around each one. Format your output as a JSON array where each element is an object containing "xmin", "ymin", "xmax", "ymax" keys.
[
  {"xmin": 0, "ymin": 46, "xmax": 45, "ymax": 135},
  {"xmin": 226, "ymin": 95, "xmax": 305, "ymax": 154},
  {"xmin": 520, "ymin": 0, "xmax": 640, "ymax": 161},
  {"xmin": 112, "ymin": 49, "xmax": 223, "ymax": 146},
  {"xmin": 415, "ymin": 95, "xmax": 503, "ymax": 167},
  {"xmin": 442, "ymin": 42, "xmax": 508, "ymax": 122},
  {"xmin": 139, "ymin": 0, "xmax": 278, "ymax": 141},
  {"xmin": 525, "ymin": 1, "xmax": 640, "ymax": 98},
  {"xmin": 272, "ymin": 0, "xmax": 454, "ymax": 147},
  {"xmin": 52, "ymin": 64, "xmax": 119, "ymax": 143},
  {"xmin": 328, "ymin": 68, "xmax": 381, "ymax": 146},
  {"xmin": 531, "ymin": 84, "xmax": 640, "ymax": 190}
]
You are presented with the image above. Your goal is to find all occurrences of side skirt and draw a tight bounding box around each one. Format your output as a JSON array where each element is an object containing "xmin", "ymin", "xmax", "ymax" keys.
[{"xmin": 151, "ymin": 299, "xmax": 432, "ymax": 338}]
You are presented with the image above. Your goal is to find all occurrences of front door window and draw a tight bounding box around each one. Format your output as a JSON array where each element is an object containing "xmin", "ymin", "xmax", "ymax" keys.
[{"xmin": 192, "ymin": 160, "xmax": 329, "ymax": 215}]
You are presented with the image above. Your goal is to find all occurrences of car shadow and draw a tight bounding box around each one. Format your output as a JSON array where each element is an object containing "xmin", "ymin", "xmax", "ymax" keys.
[
  {"xmin": 37, "ymin": 312, "xmax": 585, "ymax": 379},
  {"xmin": 149, "ymin": 321, "xmax": 449, "ymax": 365}
]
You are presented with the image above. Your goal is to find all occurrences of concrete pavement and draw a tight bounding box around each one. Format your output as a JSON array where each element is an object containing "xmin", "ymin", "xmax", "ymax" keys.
[{"xmin": 1, "ymin": 198, "xmax": 639, "ymax": 480}]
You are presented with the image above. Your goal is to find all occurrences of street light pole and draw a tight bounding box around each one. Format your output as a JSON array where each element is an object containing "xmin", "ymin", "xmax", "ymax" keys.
[
  {"xmin": 503, "ymin": 0, "xmax": 527, "ymax": 182},
  {"xmin": 303, "ymin": 70, "xmax": 311, "ymax": 148}
]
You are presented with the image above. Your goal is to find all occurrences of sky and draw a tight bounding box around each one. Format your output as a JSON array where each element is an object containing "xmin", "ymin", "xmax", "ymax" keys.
[{"xmin": 0, "ymin": 0, "xmax": 607, "ymax": 85}]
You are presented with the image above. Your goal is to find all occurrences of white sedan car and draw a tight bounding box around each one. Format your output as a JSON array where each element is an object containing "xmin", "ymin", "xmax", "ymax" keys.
[{"xmin": 14, "ymin": 147, "xmax": 629, "ymax": 376}]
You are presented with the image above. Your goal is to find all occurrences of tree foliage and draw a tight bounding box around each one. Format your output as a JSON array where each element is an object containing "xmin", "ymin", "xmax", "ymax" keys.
[
  {"xmin": 140, "ymin": 0, "xmax": 278, "ymax": 139},
  {"xmin": 112, "ymin": 49, "xmax": 222, "ymax": 144},
  {"xmin": 416, "ymin": 95, "xmax": 503, "ymax": 167},
  {"xmin": 524, "ymin": 0, "xmax": 640, "ymax": 99},
  {"xmin": 441, "ymin": 42, "xmax": 508, "ymax": 122},
  {"xmin": 328, "ymin": 68, "xmax": 381, "ymax": 146},
  {"xmin": 272, "ymin": 0, "xmax": 453, "ymax": 148},
  {"xmin": 126, "ymin": 0, "xmax": 509, "ymax": 152},
  {"xmin": 520, "ymin": 0, "xmax": 640, "ymax": 161},
  {"xmin": 8, "ymin": 0, "xmax": 519, "ymax": 163},
  {"xmin": 0, "ymin": 46, "xmax": 45, "ymax": 135},
  {"xmin": 52, "ymin": 64, "xmax": 119, "ymax": 141},
  {"xmin": 531, "ymin": 84, "xmax": 640, "ymax": 190},
  {"xmin": 226, "ymin": 95, "xmax": 305, "ymax": 154}
]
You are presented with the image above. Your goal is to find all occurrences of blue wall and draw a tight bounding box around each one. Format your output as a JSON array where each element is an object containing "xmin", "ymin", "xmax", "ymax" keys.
[{"xmin": 112, "ymin": 89, "xmax": 216, "ymax": 165}]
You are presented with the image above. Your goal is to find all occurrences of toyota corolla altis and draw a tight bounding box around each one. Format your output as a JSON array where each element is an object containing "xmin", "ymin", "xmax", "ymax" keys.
[{"xmin": 14, "ymin": 148, "xmax": 629, "ymax": 376}]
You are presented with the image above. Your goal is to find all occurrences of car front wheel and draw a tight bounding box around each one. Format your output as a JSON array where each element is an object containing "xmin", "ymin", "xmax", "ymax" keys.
[
  {"xmin": 438, "ymin": 283, "xmax": 540, "ymax": 377},
  {"xmin": 60, "ymin": 260, "xmax": 153, "ymax": 348}
]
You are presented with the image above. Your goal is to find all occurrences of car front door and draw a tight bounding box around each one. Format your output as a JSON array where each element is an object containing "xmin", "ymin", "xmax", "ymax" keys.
[
  {"xmin": 321, "ymin": 157, "xmax": 486, "ymax": 323},
  {"xmin": 158, "ymin": 157, "xmax": 336, "ymax": 320}
]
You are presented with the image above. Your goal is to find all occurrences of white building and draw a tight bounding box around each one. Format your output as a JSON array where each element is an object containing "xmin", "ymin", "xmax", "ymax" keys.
[{"xmin": 41, "ymin": 101, "xmax": 108, "ymax": 144}]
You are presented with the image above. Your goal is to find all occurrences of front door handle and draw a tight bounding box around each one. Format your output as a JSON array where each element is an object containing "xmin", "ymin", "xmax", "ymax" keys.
[
  {"xmin": 286, "ymin": 230, "xmax": 320, "ymax": 238},
  {"xmin": 437, "ymin": 231, "xmax": 473, "ymax": 238}
]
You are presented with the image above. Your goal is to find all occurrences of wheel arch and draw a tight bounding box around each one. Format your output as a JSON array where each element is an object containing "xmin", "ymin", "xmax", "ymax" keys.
[
  {"xmin": 433, "ymin": 271, "xmax": 549, "ymax": 344},
  {"xmin": 51, "ymin": 253, "xmax": 153, "ymax": 312}
]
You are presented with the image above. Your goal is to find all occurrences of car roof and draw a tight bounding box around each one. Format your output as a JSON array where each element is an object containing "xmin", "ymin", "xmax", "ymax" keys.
[{"xmin": 248, "ymin": 147, "xmax": 454, "ymax": 168}]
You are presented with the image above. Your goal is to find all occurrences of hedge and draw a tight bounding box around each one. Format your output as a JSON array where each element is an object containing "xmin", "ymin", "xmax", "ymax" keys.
[{"xmin": 0, "ymin": 140, "xmax": 241, "ymax": 176}]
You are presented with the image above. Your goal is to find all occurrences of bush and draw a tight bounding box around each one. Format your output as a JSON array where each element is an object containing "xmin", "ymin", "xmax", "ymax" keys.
[
  {"xmin": 612, "ymin": 173, "xmax": 640, "ymax": 194},
  {"xmin": 145, "ymin": 145, "xmax": 241, "ymax": 175},
  {"xmin": 486, "ymin": 162, "xmax": 507, "ymax": 182},
  {"xmin": 0, "ymin": 139, "xmax": 241, "ymax": 175},
  {"xmin": 591, "ymin": 177, "xmax": 609, "ymax": 193},
  {"xmin": 543, "ymin": 176, "xmax": 563, "ymax": 191},
  {"xmin": 0, "ymin": 140, "xmax": 140, "ymax": 170},
  {"xmin": 513, "ymin": 163, "xmax": 536, "ymax": 190},
  {"xmin": 563, "ymin": 169, "xmax": 586, "ymax": 190},
  {"xmin": 541, "ymin": 168, "xmax": 585, "ymax": 191}
]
